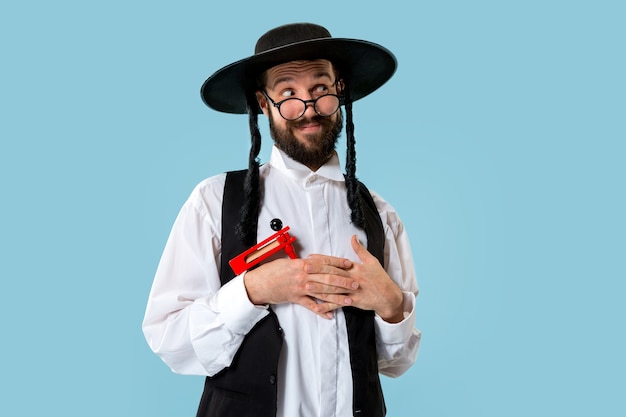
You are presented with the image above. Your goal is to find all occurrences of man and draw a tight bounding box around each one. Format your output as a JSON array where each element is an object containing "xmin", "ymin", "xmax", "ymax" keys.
[{"xmin": 143, "ymin": 23, "xmax": 421, "ymax": 417}]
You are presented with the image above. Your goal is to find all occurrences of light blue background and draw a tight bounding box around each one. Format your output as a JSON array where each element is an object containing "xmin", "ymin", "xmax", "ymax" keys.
[{"xmin": 1, "ymin": 1, "xmax": 624, "ymax": 416}]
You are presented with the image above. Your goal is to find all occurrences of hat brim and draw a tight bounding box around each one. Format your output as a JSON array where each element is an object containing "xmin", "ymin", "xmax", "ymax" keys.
[{"xmin": 201, "ymin": 38, "xmax": 397, "ymax": 114}]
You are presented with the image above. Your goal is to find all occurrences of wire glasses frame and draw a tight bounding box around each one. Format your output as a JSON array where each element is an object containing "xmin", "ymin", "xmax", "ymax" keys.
[{"xmin": 261, "ymin": 90, "xmax": 344, "ymax": 121}]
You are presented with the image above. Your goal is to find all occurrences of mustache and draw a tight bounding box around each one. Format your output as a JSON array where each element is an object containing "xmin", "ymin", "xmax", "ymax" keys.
[{"xmin": 287, "ymin": 115, "xmax": 334, "ymax": 129}]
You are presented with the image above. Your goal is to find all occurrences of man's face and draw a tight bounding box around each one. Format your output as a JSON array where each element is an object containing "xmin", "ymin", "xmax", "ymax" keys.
[{"xmin": 257, "ymin": 59, "xmax": 344, "ymax": 170}]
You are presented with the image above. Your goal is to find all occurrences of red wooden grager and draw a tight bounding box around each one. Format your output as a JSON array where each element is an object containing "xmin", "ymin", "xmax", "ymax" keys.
[{"xmin": 229, "ymin": 226, "xmax": 298, "ymax": 275}]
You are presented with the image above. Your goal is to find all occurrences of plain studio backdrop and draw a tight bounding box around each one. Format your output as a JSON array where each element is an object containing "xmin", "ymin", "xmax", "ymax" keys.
[{"xmin": 1, "ymin": 1, "xmax": 624, "ymax": 416}]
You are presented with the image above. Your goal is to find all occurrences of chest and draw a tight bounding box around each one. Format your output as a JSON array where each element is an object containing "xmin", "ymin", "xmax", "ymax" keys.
[{"xmin": 257, "ymin": 176, "xmax": 366, "ymax": 260}]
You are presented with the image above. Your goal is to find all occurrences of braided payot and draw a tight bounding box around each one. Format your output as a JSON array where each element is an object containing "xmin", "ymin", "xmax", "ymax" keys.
[
  {"xmin": 235, "ymin": 100, "xmax": 262, "ymax": 246},
  {"xmin": 343, "ymin": 85, "xmax": 365, "ymax": 229}
]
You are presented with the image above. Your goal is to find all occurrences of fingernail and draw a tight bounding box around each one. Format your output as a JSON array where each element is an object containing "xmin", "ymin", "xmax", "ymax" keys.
[{"xmin": 351, "ymin": 282, "xmax": 359, "ymax": 289}]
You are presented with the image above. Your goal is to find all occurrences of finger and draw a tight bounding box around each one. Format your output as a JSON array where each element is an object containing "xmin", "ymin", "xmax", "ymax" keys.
[
  {"xmin": 298, "ymin": 297, "xmax": 342, "ymax": 319},
  {"xmin": 351, "ymin": 235, "xmax": 373, "ymax": 263},
  {"xmin": 313, "ymin": 293, "xmax": 353, "ymax": 307},
  {"xmin": 304, "ymin": 262, "xmax": 353, "ymax": 278},
  {"xmin": 306, "ymin": 254, "xmax": 353, "ymax": 270},
  {"xmin": 306, "ymin": 281, "xmax": 356, "ymax": 294},
  {"xmin": 304, "ymin": 272, "xmax": 359, "ymax": 291},
  {"xmin": 312, "ymin": 300, "xmax": 344, "ymax": 319}
]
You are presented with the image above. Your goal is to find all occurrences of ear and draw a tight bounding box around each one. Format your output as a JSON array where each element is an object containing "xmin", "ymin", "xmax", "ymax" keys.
[
  {"xmin": 255, "ymin": 91, "xmax": 269, "ymax": 116},
  {"xmin": 336, "ymin": 79, "xmax": 345, "ymax": 95}
]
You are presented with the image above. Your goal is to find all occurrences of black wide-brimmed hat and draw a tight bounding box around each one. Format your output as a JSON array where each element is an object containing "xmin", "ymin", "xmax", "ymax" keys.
[{"xmin": 201, "ymin": 23, "xmax": 397, "ymax": 114}]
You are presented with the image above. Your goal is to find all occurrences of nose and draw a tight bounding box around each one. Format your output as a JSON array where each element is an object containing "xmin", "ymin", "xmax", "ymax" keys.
[{"xmin": 302, "ymin": 97, "xmax": 317, "ymax": 117}]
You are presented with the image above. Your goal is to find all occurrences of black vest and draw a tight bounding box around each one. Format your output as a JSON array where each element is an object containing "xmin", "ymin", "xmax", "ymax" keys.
[{"xmin": 196, "ymin": 170, "xmax": 386, "ymax": 417}]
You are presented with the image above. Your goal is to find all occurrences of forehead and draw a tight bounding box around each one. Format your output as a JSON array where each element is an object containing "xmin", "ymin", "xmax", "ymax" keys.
[{"xmin": 263, "ymin": 59, "xmax": 336, "ymax": 88}]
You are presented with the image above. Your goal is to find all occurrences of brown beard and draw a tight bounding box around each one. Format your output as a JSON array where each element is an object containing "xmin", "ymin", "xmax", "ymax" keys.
[{"xmin": 269, "ymin": 109, "xmax": 344, "ymax": 169}]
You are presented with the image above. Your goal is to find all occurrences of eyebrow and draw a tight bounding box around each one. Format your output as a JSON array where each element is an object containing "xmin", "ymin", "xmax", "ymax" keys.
[{"xmin": 270, "ymin": 71, "xmax": 335, "ymax": 90}]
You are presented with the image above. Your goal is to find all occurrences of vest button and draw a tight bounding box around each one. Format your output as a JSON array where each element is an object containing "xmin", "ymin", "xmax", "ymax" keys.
[{"xmin": 269, "ymin": 375, "xmax": 276, "ymax": 385}]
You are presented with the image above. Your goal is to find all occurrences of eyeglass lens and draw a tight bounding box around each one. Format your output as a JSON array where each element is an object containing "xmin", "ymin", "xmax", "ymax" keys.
[{"xmin": 279, "ymin": 95, "xmax": 340, "ymax": 120}]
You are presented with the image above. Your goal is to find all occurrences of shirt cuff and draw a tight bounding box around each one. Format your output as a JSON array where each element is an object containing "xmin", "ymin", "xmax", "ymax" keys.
[
  {"xmin": 374, "ymin": 291, "xmax": 416, "ymax": 344},
  {"xmin": 215, "ymin": 273, "xmax": 269, "ymax": 335}
]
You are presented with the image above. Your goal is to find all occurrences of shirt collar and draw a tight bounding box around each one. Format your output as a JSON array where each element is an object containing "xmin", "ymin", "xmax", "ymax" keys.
[{"xmin": 269, "ymin": 145, "xmax": 345, "ymax": 183}]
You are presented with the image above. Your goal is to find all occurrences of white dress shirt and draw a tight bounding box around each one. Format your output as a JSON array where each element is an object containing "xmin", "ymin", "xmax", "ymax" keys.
[{"xmin": 143, "ymin": 146, "xmax": 421, "ymax": 417}]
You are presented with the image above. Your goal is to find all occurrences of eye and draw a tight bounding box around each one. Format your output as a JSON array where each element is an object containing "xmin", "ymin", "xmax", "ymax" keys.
[
  {"xmin": 280, "ymin": 89, "xmax": 296, "ymax": 98},
  {"xmin": 314, "ymin": 85, "xmax": 330, "ymax": 95}
]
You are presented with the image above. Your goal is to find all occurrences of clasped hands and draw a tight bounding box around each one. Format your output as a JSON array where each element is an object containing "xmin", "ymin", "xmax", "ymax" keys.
[{"xmin": 244, "ymin": 235, "xmax": 405, "ymax": 323}]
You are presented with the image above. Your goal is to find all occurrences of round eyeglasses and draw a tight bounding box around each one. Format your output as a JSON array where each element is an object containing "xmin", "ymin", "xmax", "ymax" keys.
[{"xmin": 262, "ymin": 90, "xmax": 344, "ymax": 121}]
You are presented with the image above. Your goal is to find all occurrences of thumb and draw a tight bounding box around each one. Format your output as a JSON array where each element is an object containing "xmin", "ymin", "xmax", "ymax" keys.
[{"xmin": 351, "ymin": 235, "xmax": 372, "ymax": 263}]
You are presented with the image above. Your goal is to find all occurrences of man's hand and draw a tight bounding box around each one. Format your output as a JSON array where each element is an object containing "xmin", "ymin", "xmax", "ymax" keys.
[
  {"xmin": 243, "ymin": 255, "xmax": 358, "ymax": 319},
  {"xmin": 306, "ymin": 236, "xmax": 405, "ymax": 323},
  {"xmin": 244, "ymin": 235, "xmax": 405, "ymax": 323}
]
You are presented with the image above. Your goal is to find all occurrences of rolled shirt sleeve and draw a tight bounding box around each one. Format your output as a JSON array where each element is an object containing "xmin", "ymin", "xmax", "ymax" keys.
[
  {"xmin": 189, "ymin": 275, "xmax": 269, "ymax": 375},
  {"xmin": 375, "ymin": 291, "xmax": 421, "ymax": 377}
]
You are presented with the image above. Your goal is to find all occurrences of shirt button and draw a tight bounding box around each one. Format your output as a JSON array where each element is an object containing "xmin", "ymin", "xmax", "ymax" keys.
[{"xmin": 269, "ymin": 375, "xmax": 276, "ymax": 385}]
